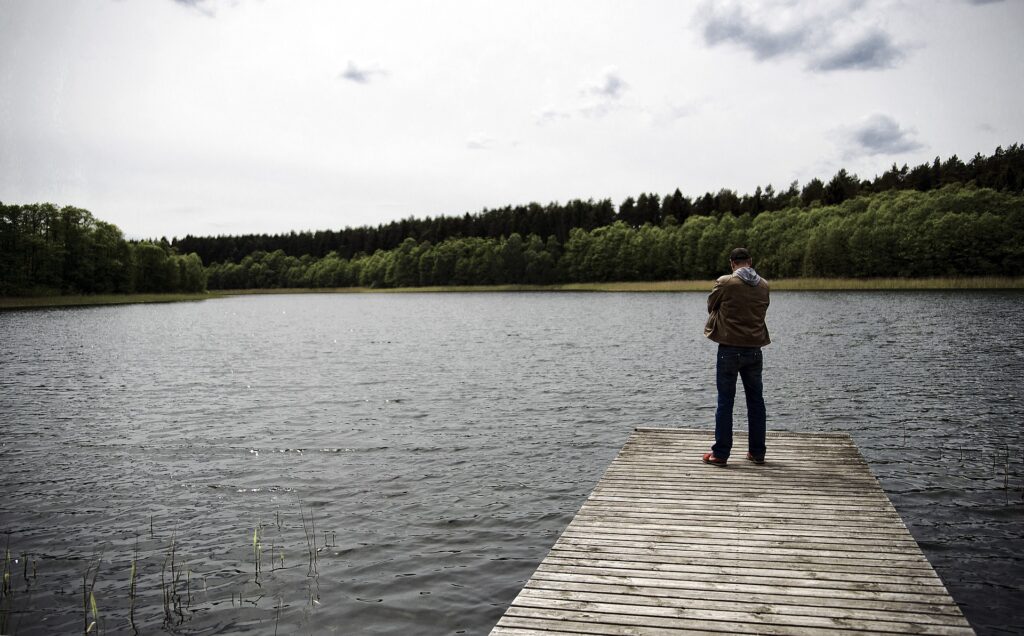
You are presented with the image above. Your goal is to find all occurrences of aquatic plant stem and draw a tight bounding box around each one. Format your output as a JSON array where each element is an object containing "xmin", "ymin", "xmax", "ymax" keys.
[
  {"xmin": 252, "ymin": 526, "xmax": 262, "ymax": 584},
  {"xmin": 0, "ymin": 539, "xmax": 11, "ymax": 635},
  {"xmin": 82, "ymin": 559, "xmax": 100, "ymax": 635},
  {"xmin": 129, "ymin": 538, "xmax": 138, "ymax": 633}
]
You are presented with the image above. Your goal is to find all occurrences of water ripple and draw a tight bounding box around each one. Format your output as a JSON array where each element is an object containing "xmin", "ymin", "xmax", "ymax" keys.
[{"xmin": 0, "ymin": 291, "xmax": 1021, "ymax": 635}]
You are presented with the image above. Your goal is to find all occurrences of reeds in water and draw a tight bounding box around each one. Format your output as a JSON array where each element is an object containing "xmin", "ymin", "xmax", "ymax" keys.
[
  {"xmin": 2, "ymin": 504, "xmax": 339, "ymax": 632},
  {"xmin": 1, "ymin": 544, "xmax": 12, "ymax": 635},
  {"xmin": 82, "ymin": 559, "xmax": 101, "ymax": 635}
]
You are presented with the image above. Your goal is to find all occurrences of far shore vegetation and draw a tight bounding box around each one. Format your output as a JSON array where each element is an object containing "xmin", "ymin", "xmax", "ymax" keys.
[
  {"xmin": 3, "ymin": 144, "xmax": 1022, "ymax": 301},
  {"xmin": 3, "ymin": 276, "xmax": 1022, "ymax": 310},
  {"xmin": 213, "ymin": 276, "xmax": 1024, "ymax": 294},
  {"xmin": 0, "ymin": 292, "xmax": 215, "ymax": 310}
]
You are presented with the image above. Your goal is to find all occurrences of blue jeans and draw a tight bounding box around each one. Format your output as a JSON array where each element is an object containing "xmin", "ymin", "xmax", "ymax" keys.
[{"xmin": 713, "ymin": 345, "xmax": 766, "ymax": 460}]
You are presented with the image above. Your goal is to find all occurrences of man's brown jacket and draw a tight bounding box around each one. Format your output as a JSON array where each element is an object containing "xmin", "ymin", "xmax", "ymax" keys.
[{"xmin": 704, "ymin": 272, "xmax": 771, "ymax": 347}]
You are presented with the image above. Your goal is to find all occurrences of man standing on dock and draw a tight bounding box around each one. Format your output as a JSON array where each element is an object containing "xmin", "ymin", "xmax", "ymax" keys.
[{"xmin": 702, "ymin": 247, "xmax": 771, "ymax": 467}]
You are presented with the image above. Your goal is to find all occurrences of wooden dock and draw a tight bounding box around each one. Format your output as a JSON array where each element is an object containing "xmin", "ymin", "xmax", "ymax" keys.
[{"xmin": 491, "ymin": 428, "xmax": 974, "ymax": 635}]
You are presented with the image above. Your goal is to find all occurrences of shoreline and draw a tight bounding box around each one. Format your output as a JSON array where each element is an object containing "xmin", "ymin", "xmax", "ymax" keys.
[
  {"xmin": 0, "ymin": 292, "xmax": 215, "ymax": 311},
  {"xmin": 219, "ymin": 276, "xmax": 1024, "ymax": 294},
  {"xmin": 3, "ymin": 276, "xmax": 1022, "ymax": 310}
]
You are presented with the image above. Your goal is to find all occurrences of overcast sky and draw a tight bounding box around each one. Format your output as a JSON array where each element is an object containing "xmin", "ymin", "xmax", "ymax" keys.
[{"xmin": 2, "ymin": 0, "xmax": 1022, "ymax": 239}]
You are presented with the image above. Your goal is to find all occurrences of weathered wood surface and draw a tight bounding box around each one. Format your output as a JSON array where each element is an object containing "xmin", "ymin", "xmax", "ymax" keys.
[{"xmin": 491, "ymin": 428, "xmax": 974, "ymax": 635}]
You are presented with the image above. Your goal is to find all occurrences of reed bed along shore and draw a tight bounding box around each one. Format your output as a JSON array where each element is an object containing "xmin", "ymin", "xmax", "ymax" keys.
[
  {"xmin": 0, "ymin": 292, "xmax": 213, "ymax": 310},
  {"xmin": 2, "ymin": 277, "xmax": 1022, "ymax": 310},
  {"xmin": 767, "ymin": 276, "xmax": 1024, "ymax": 291},
  {"xmin": 212, "ymin": 276, "xmax": 1024, "ymax": 295}
]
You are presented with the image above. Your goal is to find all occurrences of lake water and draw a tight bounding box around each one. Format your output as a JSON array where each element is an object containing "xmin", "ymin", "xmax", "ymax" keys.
[{"xmin": 1, "ymin": 291, "xmax": 1022, "ymax": 635}]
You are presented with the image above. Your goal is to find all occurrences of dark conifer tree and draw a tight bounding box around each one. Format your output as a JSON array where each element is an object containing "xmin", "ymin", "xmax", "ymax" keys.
[{"xmin": 801, "ymin": 178, "xmax": 825, "ymax": 206}]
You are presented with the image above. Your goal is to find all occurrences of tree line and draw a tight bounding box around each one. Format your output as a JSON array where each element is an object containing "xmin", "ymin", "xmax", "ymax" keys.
[
  {"xmin": 176, "ymin": 144, "xmax": 1024, "ymax": 266},
  {"xmin": 4, "ymin": 144, "xmax": 1021, "ymax": 297},
  {"xmin": 0, "ymin": 203, "xmax": 206, "ymax": 296},
  {"xmin": 204, "ymin": 184, "xmax": 1023, "ymax": 289}
]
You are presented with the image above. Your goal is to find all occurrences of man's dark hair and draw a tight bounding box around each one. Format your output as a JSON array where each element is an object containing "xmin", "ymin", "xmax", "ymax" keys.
[{"xmin": 729, "ymin": 247, "xmax": 752, "ymax": 262}]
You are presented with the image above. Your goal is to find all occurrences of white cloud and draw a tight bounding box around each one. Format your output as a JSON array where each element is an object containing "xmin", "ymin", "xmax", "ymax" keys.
[
  {"xmin": 535, "ymin": 68, "xmax": 630, "ymax": 123},
  {"xmin": 466, "ymin": 135, "xmax": 497, "ymax": 151},
  {"xmin": 696, "ymin": 0, "xmax": 908, "ymax": 72},
  {"xmin": 843, "ymin": 114, "xmax": 924, "ymax": 156},
  {"xmin": 535, "ymin": 107, "xmax": 572, "ymax": 126},
  {"xmin": 584, "ymin": 69, "xmax": 627, "ymax": 100},
  {"xmin": 170, "ymin": 0, "xmax": 215, "ymax": 17},
  {"xmin": 699, "ymin": 2, "xmax": 813, "ymax": 60},
  {"xmin": 339, "ymin": 61, "xmax": 387, "ymax": 84},
  {"xmin": 812, "ymin": 29, "xmax": 904, "ymax": 71}
]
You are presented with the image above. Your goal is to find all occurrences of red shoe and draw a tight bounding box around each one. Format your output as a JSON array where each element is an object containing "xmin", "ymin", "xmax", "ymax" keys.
[
  {"xmin": 702, "ymin": 452, "xmax": 727, "ymax": 467},
  {"xmin": 746, "ymin": 452, "xmax": 765, "ymax": 465}
]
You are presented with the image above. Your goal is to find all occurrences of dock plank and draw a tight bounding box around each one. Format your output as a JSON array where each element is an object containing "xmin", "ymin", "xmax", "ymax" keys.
[{"xmin": 490, "ymin": 428, "xmax": 974, "ymax": 635}]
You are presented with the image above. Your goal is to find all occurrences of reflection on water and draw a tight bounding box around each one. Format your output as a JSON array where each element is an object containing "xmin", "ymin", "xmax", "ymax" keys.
[{"xmin": 0, "ymin": 291, "xmax": 1021, "ymax": 635}]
